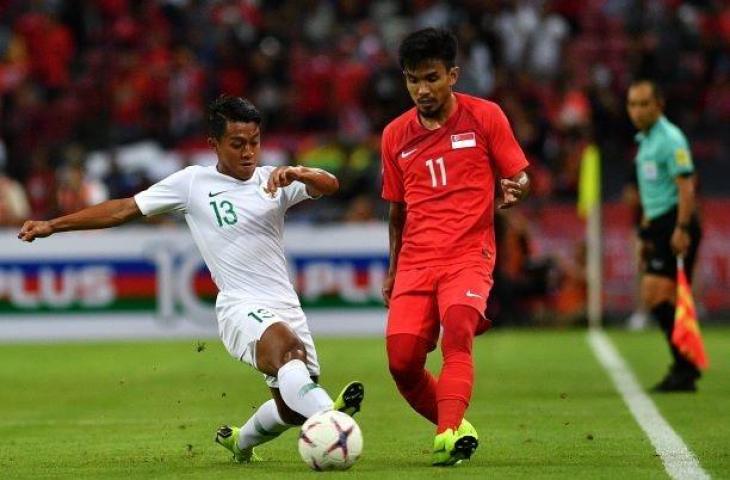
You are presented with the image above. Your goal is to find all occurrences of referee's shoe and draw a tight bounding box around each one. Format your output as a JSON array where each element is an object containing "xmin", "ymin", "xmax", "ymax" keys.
[{"xmin": 651, "ymin": 365, "xmax": 701, "ymax": 392}]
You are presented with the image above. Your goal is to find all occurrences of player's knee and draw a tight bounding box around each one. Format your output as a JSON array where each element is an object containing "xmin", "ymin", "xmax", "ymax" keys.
[
  {"xmin": 276, "ymin": 335, "xmax": 307, "ymax": 369},
  {"xmin": 281, "ymin": 344, "xmax": 307, "ymax": 365},
  {"xmin": 387, "ymin": 350, "xmax": 412, "ymax": 381},
  {"xmin": 387, "ymin": 334, "xmax": 427, "ymax": 382},
  {"xmin": 257, "ymin": 322, "xmax": 307, "ymax": 374}
]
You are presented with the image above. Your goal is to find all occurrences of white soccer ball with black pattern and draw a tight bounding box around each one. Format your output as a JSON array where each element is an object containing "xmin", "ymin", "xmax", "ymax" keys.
[{"xmin": 298, "ymin": 410, "xmax": 363, "ymax": 471}]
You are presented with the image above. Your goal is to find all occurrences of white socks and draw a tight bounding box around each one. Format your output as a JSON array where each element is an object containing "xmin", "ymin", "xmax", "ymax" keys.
[
  {"xmin": 237, "ymin": 399, "xmax": 290, "ymax": 450},
  {"xmin": 236, "ymin": 359, "xmax": 333, "ymax": 451},
  {"xmin": 277, "ymin": 359, "xmax": 333, "ymax": 418}
]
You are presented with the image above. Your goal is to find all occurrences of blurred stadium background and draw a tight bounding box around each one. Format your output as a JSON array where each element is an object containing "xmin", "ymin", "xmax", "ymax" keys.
[
  {"xmin": 1, "ymin": 2, "xmax": 730, "ymax": 478},
  {"xmin": 1, "ymin": 0, "xmax": 728, "ymax": 336}
]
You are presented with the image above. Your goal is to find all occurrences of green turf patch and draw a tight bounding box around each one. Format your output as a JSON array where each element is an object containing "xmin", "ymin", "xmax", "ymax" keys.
[
  {"xmin": 0, "ymin": 328, "xmax": 727, "ymax": 479},
  {"xmin": 608, "ymin": 327, "xmax": 730, "ymax": 479}
]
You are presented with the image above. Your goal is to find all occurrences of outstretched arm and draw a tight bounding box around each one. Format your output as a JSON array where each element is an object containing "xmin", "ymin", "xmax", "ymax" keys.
[
  {"xmin": 382, "ymin": 201, "xmax": 406, "ymax": 308},
  {"xmin": 266, "ymin": 166, "xmax": 339, "ymax": 197},
  {"xmin": 18, "ymin": 197, "xmax": 143, "ymax": 242}
]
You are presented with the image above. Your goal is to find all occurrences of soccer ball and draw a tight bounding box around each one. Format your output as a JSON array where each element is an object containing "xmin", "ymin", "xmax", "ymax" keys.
[{"xmin": 298, "ymin": 410, "xmax": 363, "ymax": 471}]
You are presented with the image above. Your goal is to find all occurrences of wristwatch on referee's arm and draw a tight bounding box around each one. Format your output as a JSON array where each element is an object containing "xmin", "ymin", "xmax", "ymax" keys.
[{"xmin": 676, "ymin": 222, "xmax": 691, "ymax": 232}]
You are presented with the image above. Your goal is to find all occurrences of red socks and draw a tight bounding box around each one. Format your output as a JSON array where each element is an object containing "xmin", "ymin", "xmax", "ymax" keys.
[
  {"xmin": 436, "ymin": 305, "xmax": 479, "ymax": 433},
  {"xmin": 387, "ymin": 306, "xmax": 481, "ymax": 433},
  {"xmin": 386, "ymin": 334, "xmax": 438, "ymax": 424}
]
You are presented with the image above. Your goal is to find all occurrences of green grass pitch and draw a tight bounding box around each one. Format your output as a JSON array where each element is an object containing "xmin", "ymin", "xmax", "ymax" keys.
[{"xmin": 1, "ymin": 328, "xmax": 728, "ymax": 479}]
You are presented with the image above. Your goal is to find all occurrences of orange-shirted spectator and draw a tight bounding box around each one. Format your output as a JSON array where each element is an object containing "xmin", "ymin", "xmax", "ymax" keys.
[{"xmin": 550, "ymin": 242, "xmax": 587, "ymax": 326}]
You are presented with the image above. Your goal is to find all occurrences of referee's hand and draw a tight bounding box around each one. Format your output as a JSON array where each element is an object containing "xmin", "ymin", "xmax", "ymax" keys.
[{"xmin": 671, "ymin": 227, "xmax": 690, "ymax": 258}]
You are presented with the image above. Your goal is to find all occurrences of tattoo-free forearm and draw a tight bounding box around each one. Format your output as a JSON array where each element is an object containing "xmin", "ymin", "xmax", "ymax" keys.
[
  {"xmin": 675, "ymin": 176, "xmax": 695, "ymax": 226},
  {"xmin": 388, "ymin": 202, "xmax": 406, "ymax": 274},
  {"xmin": 297, "ymin": 167, "xmax": 339, "ymax": 196},
  {"xmin": 49, "ymin": 198, "xmax": 143, "ymax": 233}
]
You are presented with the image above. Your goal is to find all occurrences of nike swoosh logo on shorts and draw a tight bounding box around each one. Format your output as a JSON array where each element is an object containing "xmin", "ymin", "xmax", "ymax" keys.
[
  {"xmin": 466, "ymin": 290, "xmax": 483, "ymax": 298},
  {"xmin": 208, "ymin": 190, "xmax": 228, "ymax": 197},
  {"xmin": 401, "ymin": 148, "xmax": 418, "ymax": 158}
]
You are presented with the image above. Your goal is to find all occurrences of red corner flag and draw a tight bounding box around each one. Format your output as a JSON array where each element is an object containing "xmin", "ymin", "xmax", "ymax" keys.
[{"xmin": 672, "ymin": 257, "xmax": 709, "ymax": 370}]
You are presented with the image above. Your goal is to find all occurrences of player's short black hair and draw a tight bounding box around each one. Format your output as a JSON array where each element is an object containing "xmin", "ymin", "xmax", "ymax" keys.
[
  {"xmin": 398, "ymin": 28, "xmax": 458, "ymax": 71},
  {"xmin": 207, "ymin": 95, "xmax": 262, "ymax": 140},
  {"xmin": 629, "ymin": 79, "xmax": 665, "ymax": 103}
]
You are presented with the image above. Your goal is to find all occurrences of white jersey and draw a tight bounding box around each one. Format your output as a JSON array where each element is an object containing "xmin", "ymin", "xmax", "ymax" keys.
[{"xmin": 134, "ymin": 165, "xmax": 313, "ymax": 308}]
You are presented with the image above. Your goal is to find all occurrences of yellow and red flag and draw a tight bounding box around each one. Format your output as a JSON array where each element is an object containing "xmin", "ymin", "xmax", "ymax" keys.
[{"xmin": 672, "ymin": 257, "xmax": 709, "ymax": 369}]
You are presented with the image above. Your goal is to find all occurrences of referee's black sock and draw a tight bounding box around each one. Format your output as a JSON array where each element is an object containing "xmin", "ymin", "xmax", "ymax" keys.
[{"xmin": 651, "ymin": 301, "xmax": 698, "ymax": 375}]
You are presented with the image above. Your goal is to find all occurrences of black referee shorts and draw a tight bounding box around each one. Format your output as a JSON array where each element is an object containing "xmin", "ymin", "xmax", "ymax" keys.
[{"xmin": 639, "ymin": 207, "xmax": 701, "ymax": 281}]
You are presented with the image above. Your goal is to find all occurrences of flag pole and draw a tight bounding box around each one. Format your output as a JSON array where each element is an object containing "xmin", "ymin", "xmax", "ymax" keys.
[
  {"xmin": 578, "ymin": 143, "xmax": 602, "ymax": 329},
  {"xmin": 586, "ymin": 201, "xmax": 602, "ymax": 329}
]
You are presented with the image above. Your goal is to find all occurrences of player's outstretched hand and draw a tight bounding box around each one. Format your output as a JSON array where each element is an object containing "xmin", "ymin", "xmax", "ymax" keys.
[
  {"xmin": 18, "ymin": 220, "xmax": 53, "ymax": 242},
  {"xmin": 266, "ymin": 166, "xmax": 302, "ymax": 196}
]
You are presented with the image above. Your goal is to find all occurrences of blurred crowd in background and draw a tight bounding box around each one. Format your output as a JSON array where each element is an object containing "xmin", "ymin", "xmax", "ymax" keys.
[{"xmin": 1, "ymin": 0, "xmax": 728, "ymax": 324}]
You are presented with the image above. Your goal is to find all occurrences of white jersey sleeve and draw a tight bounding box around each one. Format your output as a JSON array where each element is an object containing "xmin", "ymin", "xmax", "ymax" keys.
[
  {"xmin": 282, "ymin": 180, "xmax": 314, "ymax": 210},
  {"xmin": 134, "ymin": 166, "xmax": 195, "ymax": 216}
]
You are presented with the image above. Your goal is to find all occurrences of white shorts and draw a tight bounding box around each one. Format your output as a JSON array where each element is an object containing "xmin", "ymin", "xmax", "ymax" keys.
[{"xmin": 215, "ymin": 295, "xmax": 320, "ymax": 388}]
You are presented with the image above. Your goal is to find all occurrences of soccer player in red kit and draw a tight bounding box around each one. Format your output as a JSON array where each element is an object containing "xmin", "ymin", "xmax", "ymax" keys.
[{"xmin": 381, "ymin": 28, "xmax": 530, "ymax": 466}]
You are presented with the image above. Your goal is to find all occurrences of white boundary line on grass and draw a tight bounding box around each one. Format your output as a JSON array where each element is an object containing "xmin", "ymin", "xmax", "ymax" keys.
[{"xmin": 587, "ymin": 329, "xmax": 710, "ymax": 480}]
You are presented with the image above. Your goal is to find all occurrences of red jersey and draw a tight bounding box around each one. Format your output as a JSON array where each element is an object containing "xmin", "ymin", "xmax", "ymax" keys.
[{"xmin": 381, "ymin": 93, "xmax": 529, "ymax": 271}]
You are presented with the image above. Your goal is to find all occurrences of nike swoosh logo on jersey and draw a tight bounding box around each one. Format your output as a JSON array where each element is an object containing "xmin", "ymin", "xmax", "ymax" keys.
[
  {"xmin": 208, "ymin": 190, "xmax": 228, "ymax": 197},
  {"xmin": 400, "ymin": 148, "xmax": 418, "ymax": 158},
  {"xmin": 465, "ymin": 290, "xmax": 483, "ymax": 298}
]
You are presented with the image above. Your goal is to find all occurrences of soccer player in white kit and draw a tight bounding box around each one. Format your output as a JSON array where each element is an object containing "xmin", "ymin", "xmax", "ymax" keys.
[{"xmin": 18, "ymin": 96, "xmax": 364, "ymax": 463}]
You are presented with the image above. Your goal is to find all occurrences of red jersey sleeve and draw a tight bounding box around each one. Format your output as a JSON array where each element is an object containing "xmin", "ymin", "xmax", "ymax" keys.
[
  {"xmin": 380, "ymin": 125, "xmax": 405, "ymax": 202},
  {"xmin": 486, "ymin": 104, "xmax": 529, "ymax": 178}
]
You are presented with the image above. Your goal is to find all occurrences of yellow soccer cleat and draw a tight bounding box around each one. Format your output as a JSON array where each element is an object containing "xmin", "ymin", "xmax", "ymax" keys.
[
  {"xmin": 333, "ymin": 381, "xmax": 365, "ymax": 417},
  {"xmin": 214, "ymin": 425, "xmax": 262, "ymax": 463},
  {"xmin": 432, "ymin": 419, "xmax": 479, "ymax": 466}
]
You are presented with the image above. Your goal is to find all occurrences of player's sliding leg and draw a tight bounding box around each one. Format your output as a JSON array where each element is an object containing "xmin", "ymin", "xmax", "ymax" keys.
[
  {"xmin": 432, "ymin": 305, "xmax": 480, "ymax": 465},
  {"xmin": 217, "ymin": 378, "xmax": 365, "ymax": 462},
  {"xmin": 387, "ymin": 333, "xmax": 438, "ymax": 424},
  {"xmin": 257, "ymin": 323, "xmax": 334, "ymax": 416},
  {"xmin": 215, "ymin": 398, "xmax": 289, "ymax": 463},
  {"xmin": 275, "ymin": 358, "xmax": 334, "ymax": 416}
]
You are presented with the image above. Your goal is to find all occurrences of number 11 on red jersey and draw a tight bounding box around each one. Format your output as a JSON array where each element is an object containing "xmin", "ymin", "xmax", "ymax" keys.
[{"xmin": 425, "ymin": 157, "xmax": 447, "ymax": 187}]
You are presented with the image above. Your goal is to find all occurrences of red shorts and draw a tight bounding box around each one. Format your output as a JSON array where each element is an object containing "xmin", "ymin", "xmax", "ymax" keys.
[{"xmin": 386, "ymin": 262, "xmax": 493, "ymax": 349}]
